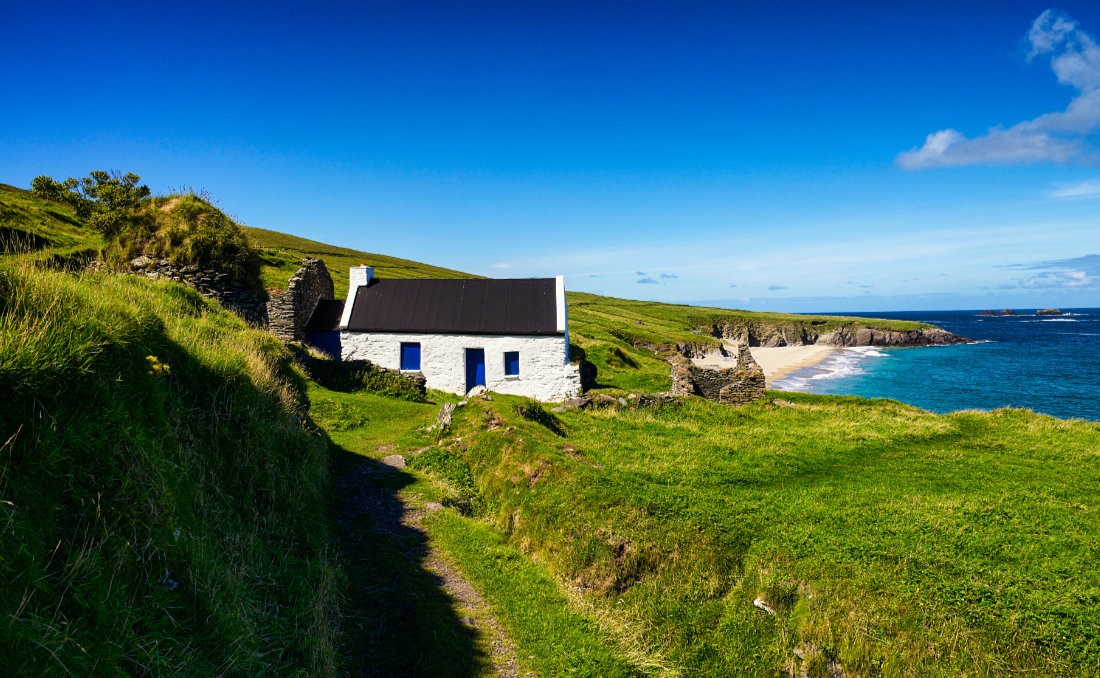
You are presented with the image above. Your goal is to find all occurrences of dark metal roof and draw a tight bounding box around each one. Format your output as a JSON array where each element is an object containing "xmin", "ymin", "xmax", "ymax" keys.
[
  {"xmin": 345, "ymin": 278, "xmax": 560, "ymax": 335},
  {"xmin": 304, "ymin": 299, "xmax": 346, "ymax": 333}
]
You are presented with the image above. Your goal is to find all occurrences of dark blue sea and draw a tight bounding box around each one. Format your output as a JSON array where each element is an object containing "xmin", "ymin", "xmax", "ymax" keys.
[{"xmin": 772, "ymin": 309, "xmax": 1100, "ymax": 421}]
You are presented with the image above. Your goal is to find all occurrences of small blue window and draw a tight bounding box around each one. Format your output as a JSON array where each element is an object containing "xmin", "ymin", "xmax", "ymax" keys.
[
  {"xmin": 400, "ymin": 342, "xmax": 421, "ymax": 371},
  {"xmin": 503, "ymin": 351, "xmax": 520, "ymax": 376}
]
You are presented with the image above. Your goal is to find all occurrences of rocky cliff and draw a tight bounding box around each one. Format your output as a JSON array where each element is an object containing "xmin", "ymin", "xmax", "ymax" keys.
[
  {"xmin": 696, "ymin": 318, "xmax": 967, "ymax": 348},
  {"xmin": 824, "ymin": 325, "xmax": 967, "ymax": 347}
]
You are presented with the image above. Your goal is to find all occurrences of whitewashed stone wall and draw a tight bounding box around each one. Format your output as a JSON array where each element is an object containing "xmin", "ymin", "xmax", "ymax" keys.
[{"xmin": 341, "ymin": 331, "xmax": 581, "ymax": 401}]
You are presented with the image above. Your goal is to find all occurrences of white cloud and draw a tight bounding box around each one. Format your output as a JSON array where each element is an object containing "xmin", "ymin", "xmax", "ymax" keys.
[
  {"xmin": 1049, "ymin": 178, "xmax": 1100, "ymax": 198},
  {"xmin": 1004, "ymin": 253, "xmax": 1100, "ymax": 289},
  {"xmin": 898, "ymin": 10, "xmax": 1100, "ymax": 170},
  {"xmin": 1066, "ymin": 269, "xmax": 1092, "ymax": 286}
]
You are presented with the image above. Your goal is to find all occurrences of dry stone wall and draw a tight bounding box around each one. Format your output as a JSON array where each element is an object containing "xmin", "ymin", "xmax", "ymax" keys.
[
  {"xmin": 266, "ymin": 258, "xmax": 335, "ymax": 342},
  {"xmin": 129, "ymin": 256, "xmax": 268, "ymax": 324}
]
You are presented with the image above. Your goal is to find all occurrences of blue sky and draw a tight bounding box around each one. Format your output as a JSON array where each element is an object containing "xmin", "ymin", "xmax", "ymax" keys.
[{"xmin": 3, "ymin": 1, "xmax": 1099, "ymax": 312}]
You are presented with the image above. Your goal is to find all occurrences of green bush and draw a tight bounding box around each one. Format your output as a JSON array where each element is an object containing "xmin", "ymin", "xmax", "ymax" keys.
[{"xmin": 299, "ymin": 354, "xmax": 427, "ymax": 402}]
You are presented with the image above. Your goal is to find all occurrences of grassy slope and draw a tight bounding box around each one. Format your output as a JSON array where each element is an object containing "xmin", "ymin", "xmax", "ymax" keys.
[
  {"xmin": 0, "ymin": 183, "xmax": 102, "ymax": 260},
  {"xmin": 238, "ymin": 217, "xmax": 1099, "ymax": 673},
  {"xmin": 309, "ymin": 386, "xmax": 640, "ymax": 675},
  {"xmin": 0, "ymin": 266, "xmax": 341, "ymax": 673},
  {"xmin": 341, "ymin": 390, "xmax": 1099, "ymax": 676},
  {"xmin": 243, "ymin": 225, "xmax": 479, "ymax": 296}
]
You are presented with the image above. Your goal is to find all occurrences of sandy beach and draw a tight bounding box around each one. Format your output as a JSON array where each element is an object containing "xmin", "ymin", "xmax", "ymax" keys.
[{"xmin": 691, "ymin": 342, "xmax": 838, "ymax": 388}]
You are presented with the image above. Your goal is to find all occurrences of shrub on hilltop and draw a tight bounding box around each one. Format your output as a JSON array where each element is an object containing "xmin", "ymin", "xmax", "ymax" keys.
[
  {"xmin": 32, "ymin": 171, "xmax": 260, "ymax": 283},
  {"xmin": 110, "ymin": 193, "xmax": 260, "ymax": 281}
]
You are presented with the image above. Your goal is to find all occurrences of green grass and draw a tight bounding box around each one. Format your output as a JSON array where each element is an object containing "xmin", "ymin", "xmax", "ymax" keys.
[
  {"xmin": 426, "ymin": 511, "xmax": 642, "ymax": 676},
  {"xmin": 308, "ymin": 386, "xmax": 642, "ymax": 675},
  {"xmin": 0, "ymin": 183, "xmax": 102, "ymax": 264},
  {"xmin": 0, "ymin": 264, "xmax": 341, "ymax": 674},
  {"xmin": 427, "ymin": 393, "xmax": 1099, "ymax": 676},
  {"xmin": 305, "ymin": 385, "xmax": 1100, "ymax": 675}
]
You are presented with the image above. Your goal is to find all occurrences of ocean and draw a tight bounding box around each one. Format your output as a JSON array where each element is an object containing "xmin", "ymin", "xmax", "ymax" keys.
[{"xmin": 772, "ymin": 308, "xmax": 1100, "ymax": 421}]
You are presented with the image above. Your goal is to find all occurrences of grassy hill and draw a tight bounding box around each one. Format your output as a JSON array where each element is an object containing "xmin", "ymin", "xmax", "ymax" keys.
[
  {"xmin": 243, "ymin": 225, "xmax": 479, "ymax": 297},
  {"xmin": 0, "ymin": 183, "xmax": 102, "ymax": 265}
]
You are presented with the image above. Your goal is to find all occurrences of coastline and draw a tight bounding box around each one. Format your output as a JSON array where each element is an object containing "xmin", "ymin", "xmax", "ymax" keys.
[
  {"xmin": 690, "ymin": 343, "xmax": 839, "ymax": 388},
  {"xmin": 751, "ymin": 345, "xmax": 839, "ymax": 388}
]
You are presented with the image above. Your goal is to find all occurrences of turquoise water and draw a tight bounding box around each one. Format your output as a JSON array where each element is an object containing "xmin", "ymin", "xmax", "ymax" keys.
[{"xmin": 772, "ymin": 309, "xmax": 1100, "ymax": 421}]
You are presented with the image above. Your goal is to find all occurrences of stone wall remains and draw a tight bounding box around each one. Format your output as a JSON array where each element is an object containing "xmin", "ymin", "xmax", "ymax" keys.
[
  {"xmin": 129, "ymin": 256, "xmax": 268, "ymax": 324},
  {"xmin": 266, "ymin": 258, "xmax": 335, "ymax": 342},
  {"xmin": 670, "ymin": 344, "xmax": 765, "ymax": 405}
]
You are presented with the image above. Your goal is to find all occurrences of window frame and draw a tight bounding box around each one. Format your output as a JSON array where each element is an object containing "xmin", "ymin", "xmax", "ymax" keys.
[
  {"xmin": 399, "ymin": 342, "xmax": 421, "ymax": 371},
  {"xmin": 503, "ymin": 350, "xmax": 520, "ymax": 377}
]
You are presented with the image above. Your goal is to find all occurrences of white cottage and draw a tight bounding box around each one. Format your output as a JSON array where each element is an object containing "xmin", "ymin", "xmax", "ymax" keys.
[{"xmin": 311, "ymin": 266, "xmax": 581, "ymax": 401}]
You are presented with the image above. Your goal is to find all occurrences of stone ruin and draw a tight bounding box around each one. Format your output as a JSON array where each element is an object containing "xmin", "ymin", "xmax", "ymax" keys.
[
  {"xmin": 122, "ymin": 255, "xmax": 336, "ymax": 337},
  {"xmin": 670, "ymin": 344, "xmax": 765, "ymax": 405},
  {"xmin": 128, "ymin": 256, "xmax": 268, "ymax": 325},
  {"xmin": 266, "ymin": 258, "xmax": 335, "ymax": 342}
]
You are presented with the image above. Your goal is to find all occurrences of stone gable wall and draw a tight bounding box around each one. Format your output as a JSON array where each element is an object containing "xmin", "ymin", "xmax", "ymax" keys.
[{"xmin": 266, "ymin": 258, "xmax": 335, "ymax": 342}]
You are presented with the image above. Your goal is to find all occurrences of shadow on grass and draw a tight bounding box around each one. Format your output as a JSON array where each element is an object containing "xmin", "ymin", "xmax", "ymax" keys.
[{"xmin": 329, "ymin": 440, "xmax": 487, "ymax": 677}]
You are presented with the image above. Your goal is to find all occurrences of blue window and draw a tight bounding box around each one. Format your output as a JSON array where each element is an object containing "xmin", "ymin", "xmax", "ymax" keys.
[
  {"xmin": 503, "ymin": 351, "xmax": 520, "ymax": 376},
  {"xmin": 400, "ymin": 342, "xmax": 421, "ymax": 371}
]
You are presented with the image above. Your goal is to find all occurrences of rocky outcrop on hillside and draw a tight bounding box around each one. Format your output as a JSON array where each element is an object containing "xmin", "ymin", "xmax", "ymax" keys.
[{"xmin": 697, "ymin": 318, "xmax": 824, "ymax": 347}]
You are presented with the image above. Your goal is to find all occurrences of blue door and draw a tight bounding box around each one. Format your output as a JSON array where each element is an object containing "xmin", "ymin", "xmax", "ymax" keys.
[{"xmin": 465, "ymin": 348, "xmax": 486, "ymax": 393}]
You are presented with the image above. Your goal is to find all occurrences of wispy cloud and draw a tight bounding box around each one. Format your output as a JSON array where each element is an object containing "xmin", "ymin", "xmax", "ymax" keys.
[
  {"xmin": 768, "ymin": 284, "xmax": 788, "ymax": 291},
  {"xmin": 492, "ymin": 262, "xmax": 514, "ymax": 270},
  {"xmin": 1050, "ymin": 178, "xmax": 1100, "ymax": 198},
  {"xmin": 898, "ymin": 9, "xmax": 1100, "ymax": 169},
  {"xmin": 634, "ymin": 270, "xmax": 677, "ymax": 284},
  {"xmin": 1002, "ymin": 253, "xmax": 1099, "ymax": 288}
]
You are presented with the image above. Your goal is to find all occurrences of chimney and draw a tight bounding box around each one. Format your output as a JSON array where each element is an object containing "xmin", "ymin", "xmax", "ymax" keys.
[{"xmin": 339, "ymin": 265, "xmax": 374, "ymax": 329}]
